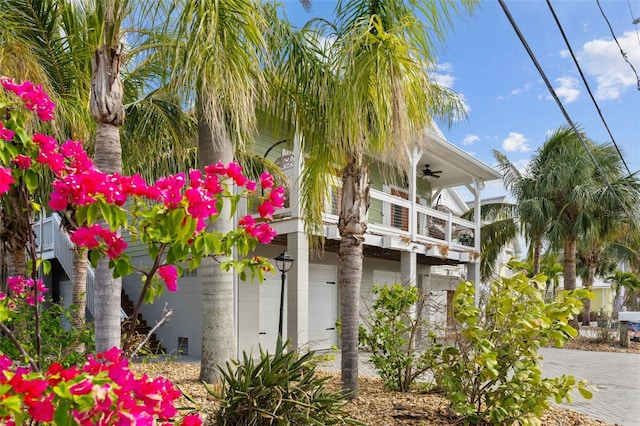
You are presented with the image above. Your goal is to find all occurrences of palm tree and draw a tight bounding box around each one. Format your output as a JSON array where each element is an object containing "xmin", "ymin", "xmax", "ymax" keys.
[
  {"xmin": 171, "ymin": 0, "xmax": 269, "ymax": 383},
  {"xmin": 0, "ymin": 0, "xmax": 195, "ymax": 351},
  {"xmin": 530, "ymin": 126, "xmax": 640, "ymax": 326},
  {"xmin": 267, "ymin": 0, "xmax": 475, "ymax": 395}
]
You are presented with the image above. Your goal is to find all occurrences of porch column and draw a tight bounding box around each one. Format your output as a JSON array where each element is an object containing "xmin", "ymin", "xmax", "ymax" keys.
[
  {"xmin": 470, "ymin": 178, "xmax": 484, "ymax": 304},
  {"xmin": 409, "ymin": 147, "xmax": 421, "ymax": 240},
  {"xmin": 400, "ymin": 251, "xmax": 417, "ymax": 287},
  {"xmin": 286, "ymin": 231, "xmax": 309, "ymax": 350}
]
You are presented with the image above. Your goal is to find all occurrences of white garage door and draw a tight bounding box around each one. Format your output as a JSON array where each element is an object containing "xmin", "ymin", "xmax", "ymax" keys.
[
  {"xmin": 308, "ymin": 265, "xmax": 337, "ymax": 351},
  {"xmin": 258, "ymin": 275, "xmax": 286, "ymax": 353}
]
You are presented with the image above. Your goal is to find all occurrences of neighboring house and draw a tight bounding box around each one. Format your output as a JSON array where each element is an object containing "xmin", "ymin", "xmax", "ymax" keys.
[{"xmin": 36, "ymin": 123, "xmax": 501, "ymax": 357}]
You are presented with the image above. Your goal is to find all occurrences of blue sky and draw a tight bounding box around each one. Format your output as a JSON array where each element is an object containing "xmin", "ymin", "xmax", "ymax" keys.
[{"xmin": 282, "ymin": 0, "xmax": 640, "ymax": 199}]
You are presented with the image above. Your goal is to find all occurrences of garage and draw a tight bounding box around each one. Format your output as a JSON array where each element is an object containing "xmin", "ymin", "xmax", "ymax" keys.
[
  {"xmin": 258, "ymin": 264, "xmax": 337, "ymax": 352},
  {"xmin": 308, "ymin": 265, "xmax": 337, "ymax": 351}
]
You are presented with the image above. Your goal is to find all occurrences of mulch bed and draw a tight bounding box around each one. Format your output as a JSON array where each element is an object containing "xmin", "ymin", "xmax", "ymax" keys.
[{"xmin": 132, "ymin": 336, "xmax": 637, "ymax": 425}]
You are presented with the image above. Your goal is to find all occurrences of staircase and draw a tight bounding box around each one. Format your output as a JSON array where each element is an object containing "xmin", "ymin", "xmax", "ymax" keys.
[
  {"xmin": 120, "ymin": 290, "xmax": 165, "ymax": 355},
  {"xmin": 34, "ymin": 214, "xmax": 163, "ymax": 353}
]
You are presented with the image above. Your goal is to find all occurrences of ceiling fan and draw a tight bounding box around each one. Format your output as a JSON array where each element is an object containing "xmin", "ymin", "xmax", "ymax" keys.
[{"xmin": 421, "ymin": 165, "xmax": 442, "ymax": 179}]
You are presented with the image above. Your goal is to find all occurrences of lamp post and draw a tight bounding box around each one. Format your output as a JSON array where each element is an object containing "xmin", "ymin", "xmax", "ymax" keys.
[{"xmin": 275, "ymin": 251, "xmax": 295, "ymax": 338}]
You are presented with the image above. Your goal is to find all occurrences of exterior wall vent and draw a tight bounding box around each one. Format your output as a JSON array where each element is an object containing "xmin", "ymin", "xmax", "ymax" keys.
[{"xmin": 178, "ymin": 337, "xmax": 189, "ymax": 355}]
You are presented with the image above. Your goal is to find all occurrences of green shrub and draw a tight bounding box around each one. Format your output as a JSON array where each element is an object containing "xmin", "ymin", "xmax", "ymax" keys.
[
  {"xmin": 210, "ymin": 338, "xmax": 362, "ymax": 425},
  {"xmin": 359, "ymin": 283, "xmax": 440, "ymax": 392},
  {"xmin": 435, "ymin": 273, "xmax": 594, "ymax": 425},
  {"xmin": 0, "ymin": 299, "xmax": 94, "ymax": 367}
]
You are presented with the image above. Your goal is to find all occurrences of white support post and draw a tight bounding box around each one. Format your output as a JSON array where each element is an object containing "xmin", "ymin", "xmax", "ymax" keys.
[
  {"xmin": 409, "ymin": 148, "xmax": 420, "ymax": 241},
  {"xmin": 286, "ymin": 231, "xmax": 309, "ymax": 350}
]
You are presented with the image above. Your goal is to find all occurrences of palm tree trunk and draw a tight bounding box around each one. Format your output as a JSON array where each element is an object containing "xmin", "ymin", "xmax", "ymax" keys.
[
  {"xmin": 72, "ymin": 248, "xmax": 88, "ymax": 352},
  {"xmin": 563, "ymin": 238, "xmax": 578, "ymax": 328},
  {"xmin": 532, "ymin": 239, "xmax": 542, "ymax": 275},
  {"xmin": 582, "ymin": 264, "xmax": 596, "ymax": 326},
  {"xmin": 90, "ymin": 43, "xmax": 124, "ymax": 352},
  {"xmin": 197, "ymin": 106, "xmax": 236, "ymax": 383},
  {"xmin": 338, "ymin": 159, "xmax": 370, "ymax": 397}
]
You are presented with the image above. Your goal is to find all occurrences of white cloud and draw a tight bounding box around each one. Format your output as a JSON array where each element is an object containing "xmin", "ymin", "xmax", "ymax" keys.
[
  {"xmin": 502, "ymin": 132, "xmax": 531, "ymax": 152},
  {"xmin": 463, "ymin": 134, "xmax": 479, "ymax": 145},
  {"xmin": 579, "ymin": 31, "xmax": 640, "ymax": 100},
  {"xmin": 497, "ymin": 82, "xmax": 532, "ymax": 100},
  {"xmin": 559, "ymin": 49, "xmax": 570, "ymax": 59},
  {"xmin": 510, "ymin": 82, "xmax": 532, "ymax": 96},
  {"xmin": 554, "ymin": 76, "xmax": 581, "ymax": 103},
  {"xmin": 430, "ymin": 62, "xmax": 470, "ymax": 120},
  {"xmin": 514, "ymin": 159, "xmax": 530, "ymax": 174},
  {"xmin": 433, "ymin": 73, "xmax": 455, "ymax": 88}
]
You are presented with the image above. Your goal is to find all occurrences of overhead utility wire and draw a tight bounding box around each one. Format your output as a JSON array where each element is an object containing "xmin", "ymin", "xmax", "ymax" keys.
[
  {"xmin": 628, "ymin": 0, "xmax": 640, "ymax": 49},
  {"xmin": 546, "ymin": 0, "xmax": 632, "ymax": 176},
  {"xmin": 596, "ymin": 0, "xmax": 640, "ymax": 90},
  {"xmin": 497, "ymin": 0, "xmax": 631, "ymax": 218}
]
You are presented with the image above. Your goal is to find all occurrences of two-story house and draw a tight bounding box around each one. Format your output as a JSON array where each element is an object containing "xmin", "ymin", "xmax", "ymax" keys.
[{"xmin": 36, "ymin": 123, "xmax": 500, "ymax": 357}]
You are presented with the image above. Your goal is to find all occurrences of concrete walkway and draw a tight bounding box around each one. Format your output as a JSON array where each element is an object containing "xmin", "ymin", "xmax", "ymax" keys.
[{"xmin": 319, "ymin": 348, "xmax": 640, "ymax": 426}]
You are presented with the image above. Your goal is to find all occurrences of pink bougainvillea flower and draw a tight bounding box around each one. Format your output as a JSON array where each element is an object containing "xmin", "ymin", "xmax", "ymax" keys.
[
  {"xmin": 180, "ymin": 414, "xmax": 203, "ymax": 426},
  {"xmin": 1, "ymin": 78, "xmax": 55, "ymax": 121},
  {"xmin": 0, "ymin": 122, "xmax": 15, "ymax": 141},
  {"xmin": 260, "ymin": 172, "xmax": 274, "ymax": 190},
  {"xmin": 253, "ymin": 223, "xmax": 277, "ymax": 244},
  {"xmin": 69, "ymin": 379, "xmax": 94, "ymax": 396},
  {"xmin": 0, "ymin": 167, "xmax": 15, "ymax": 195},
  {"xmin": 70, "ymin": 225, "xmax": 102, "ymax": 249},
  {"xmin": 158, "ymin": 265, "xmax": 179, "ymax": 292},
  {"xmin": 225, "ymin": 161, "xmax": 248, "ymax": 186},
  {"xmin": 12, "ymin": 155, "xmax": 32, "ymax": 169},
  {"xmin": 268, "ymin": 186, "xmax": 286, "ymax": 208},
  {"xmin": 258, "ymin": 199, "xmax": 275, "ymax": 220}
]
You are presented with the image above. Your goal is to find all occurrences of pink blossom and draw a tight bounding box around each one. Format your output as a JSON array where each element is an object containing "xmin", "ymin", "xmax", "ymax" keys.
[
  {"xmin": 260, "ymin": 172, "xmax": 274, "ymax": 189},
  {"xmin": 70, "ymin": 225, "xmax": 102, "ymax": 249},
  {"xmin": 158, "ymin": 265, "xmax": 179, "ymax": 292},
  {"xmin": 12, "ymin": 155, "xmax": 32, "ymax": 169},
  {"xmin": 180, "ymin": 414, "xmax": 203, "ymax": 426},
  {"xmin": 253, "ymin": 223, "xmax": 277, "ymax": 244},
  {"xmin": 1, "ymin": 78, "xmax": 55, "ymax": 121},
  {"xmin": 0, "ymin": 122, "xmax": 15, "ymax": 141},
  {"xmin": 204, "ymin": 162, "xmax": 226, "ymax": 175},
  {"xmin": 225, "ymin": 161, "xmax": 248, "ymax": 186},
  {"xmin": 258, "ymin": 199, "xmax": 275, "ymax": 220},
  {"xmin": 0, "ymin": 167, "xmax": 14, "ymax": 195},
  {"xmin": 246, "ymin": 180, "xmax": 257, "ymax": 191},
  {"xmin": 269, "ymin": 186, "xmax": 286, "ymax": 208}
]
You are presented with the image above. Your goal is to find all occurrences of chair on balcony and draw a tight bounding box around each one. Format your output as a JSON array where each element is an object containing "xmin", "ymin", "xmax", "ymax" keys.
[{"xmin": 428, "ymin": 204, "xmax": 450, "ymax": 241}]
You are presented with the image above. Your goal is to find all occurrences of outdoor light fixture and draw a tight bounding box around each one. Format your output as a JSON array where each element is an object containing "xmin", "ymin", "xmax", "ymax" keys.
[{"xmin": 275, "ymin": 251, "xmax": 295, "ymax": 337}]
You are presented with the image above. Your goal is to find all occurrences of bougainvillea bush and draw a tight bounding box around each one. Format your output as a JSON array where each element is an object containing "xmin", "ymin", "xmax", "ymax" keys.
[{"xmin": 0, "ymin": 77, "xmax": 284, "ymax": 424}]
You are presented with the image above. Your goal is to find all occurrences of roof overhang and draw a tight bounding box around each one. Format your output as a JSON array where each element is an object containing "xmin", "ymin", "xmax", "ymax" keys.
[{"xmin": 416, "ymin": 125, "xmax": 502, "ymax": 189}]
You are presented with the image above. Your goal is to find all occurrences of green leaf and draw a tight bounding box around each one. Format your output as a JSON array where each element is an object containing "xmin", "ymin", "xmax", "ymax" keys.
[
  {"xmin": 24, "ymin": 168, "xmax": 38, "ymax": 192},
  {"xmin": 42, "ymin": 259, "xmax": 51, "ymax": 275},
  {"xmin": 89, "ymin": 249, "xmax": 101, "ymax": 268},
  {"xmin": 87, "ymin": 203, "xmax": 99, "ymax": 225}
]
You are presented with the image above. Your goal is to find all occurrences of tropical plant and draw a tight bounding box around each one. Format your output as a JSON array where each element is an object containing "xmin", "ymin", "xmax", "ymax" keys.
[
  {"xmin": 490, "ymin": 127, "xmax": 640, "ymax": 327},
  {"xmin": 608, "ymin": 270, "xmax": 640, "ymax": 315},
  {"xmin": 211, "ymin": 338, "xmax": 361, "ymax": 425},
  {"xmin": 359, "ymin": 283, "xmax": 440, "ymax": 392},
  {"xmin": 0, "ymin": 77, "xmax": 283, "ymax": 425},
  {"xmin": 0, "ymin": 0, "xmax": 196, "ymax": 351},
  {"xmin": 266, "ymin": 0, "xmax": 475, "ymax": 396},
  {"xmin": 169, "ymin": 0, "xmax": 271, "ymax": 383},
  {"xmin": 436, "ymin": 273, "xmax": 594, "ymax": 425}
]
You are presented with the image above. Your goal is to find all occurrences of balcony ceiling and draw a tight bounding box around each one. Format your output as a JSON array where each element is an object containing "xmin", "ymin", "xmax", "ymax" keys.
[{"xmin": 417, "ymin": 127, "xmax": 501, "ymax": 189}]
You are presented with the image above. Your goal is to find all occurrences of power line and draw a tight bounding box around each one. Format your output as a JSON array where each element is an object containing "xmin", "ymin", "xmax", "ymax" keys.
[
  {"xmin": 546, "ymin": 0, "xmax": 632, "ymax": 176},
  {"xmin": 497, "ymin": 0, "xmax": 632, "ymax": 219},
  {"xmin": 626, "ymin": 0, "xmax": 640, "ymax": 49},
  {"xmin": 596, "ymin": 0, "xmax": 640, "ymax": 91}
]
